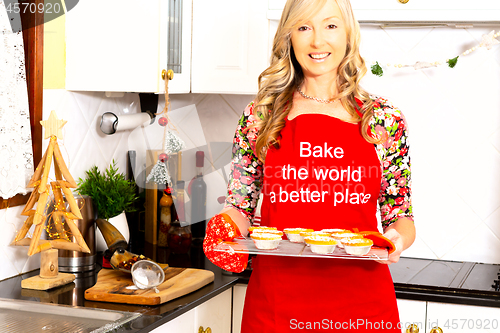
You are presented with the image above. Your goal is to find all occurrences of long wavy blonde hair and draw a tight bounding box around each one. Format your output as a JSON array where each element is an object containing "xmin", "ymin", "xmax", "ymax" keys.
[{"xmin": 253, "ymin": 0, "xmax": 376, "ymax": 162}]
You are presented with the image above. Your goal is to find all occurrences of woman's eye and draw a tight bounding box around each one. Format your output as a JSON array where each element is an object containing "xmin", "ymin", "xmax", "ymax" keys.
[
  {"xmin": 298, "ymin": 26, "xmax": 309, "ymax": 31},
  {"xmin": 327, "ymin": 24, "xmax": 337, "ymax": 29}
]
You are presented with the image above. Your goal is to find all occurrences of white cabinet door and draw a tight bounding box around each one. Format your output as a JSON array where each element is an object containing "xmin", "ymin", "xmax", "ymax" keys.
[
  {"xmin": 397, "ymin": 299, "xmax": 426, "ymax": 333},
  {"xmin": 66, "ymin": 0, "xmax": 190, "ymax": 93},
  {"xmin": 158, "ymin": 0, "xmax": 192, "ymax": 94},
  {"xmin": 427, "ymin": 302, "xmax": 500, "ymax": 333},
  {"xmin": 267, "ymin": 0, "xmax": 500, "ymax": 22},
  {"xmin": 232, "ymin": 284, "xmax": 248, "ymax": 333},
  {"xmin": 150, "ymin": 307, "xmax": 196, "ymax": 332},
  {"xmin": 195, "ymin": 288, "xmax": 232, "ymax": 333},
  {"xmin": 191, "ymin": 0, "xmax": 269, "ymax": 94}
]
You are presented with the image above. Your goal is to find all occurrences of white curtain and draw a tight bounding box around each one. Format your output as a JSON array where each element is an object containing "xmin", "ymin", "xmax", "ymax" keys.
[{"xmin": 0, "ymin": 0, "xmax": 34, "ymax": 199}]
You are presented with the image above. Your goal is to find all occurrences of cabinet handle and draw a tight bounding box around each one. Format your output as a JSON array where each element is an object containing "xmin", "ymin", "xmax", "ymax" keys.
[
  {"xmin": 406, "ymin": 323, "xmax": 419, "ymax": 333},
  {"xmin": 162, "ymin": 69, "xmax": 174, "ymax": 81},
  {"xmin": 429, "ymin": 327, "xmax": 443, "ymax": 333},
  {"xmin": 198, "ymin": 326, "xmax": 212, "ymax": 333}
]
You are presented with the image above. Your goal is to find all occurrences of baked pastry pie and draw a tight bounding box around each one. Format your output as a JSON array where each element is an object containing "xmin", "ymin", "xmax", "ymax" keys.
[
  {"xmin": 283, "ymin": 228, "xmax": 314, "ymax": 243},
  {"xmin": 248, "ymin": 226, "xmax": 278, "ymax": 234},
  {"xmin": 321, "ymin": 229, "xmax": 350, "ymax": 235},
  {"xmin": 252, "ymin": 229, "xmax": 284, "ymax": 237},
  {"xmin": 250, "ymin": 232, "xmax": 282, "ymax": 250},
  {"xmin": 342, "ymin": 238, "xmax": 374, "ymax": 256},
  {"xmin": 304, "ymin": 236, "xmax": 338, "ymax": 254},
  {"xmin": 300, "ymin": 231, "xmax": 330, "ymax": 245},
  {"xmin": 330, "ymin": 232, "xmax": 363, "ymax": 248}
]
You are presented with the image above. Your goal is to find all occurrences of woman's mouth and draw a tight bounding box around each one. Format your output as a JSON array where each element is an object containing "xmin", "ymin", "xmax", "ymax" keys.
[{"xmin": 309, "ymin": 52, "xmax": 330, "ymax": 60}]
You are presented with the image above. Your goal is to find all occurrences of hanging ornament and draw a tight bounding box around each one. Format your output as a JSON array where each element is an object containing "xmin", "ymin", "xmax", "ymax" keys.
[
  {"xmin": 158, "ymin": 117, "xmax": 168, "ymax": 127},
  {"xmin": 146, "ymin": 161, "xmax": 171, "ymax": 186},
  {"xmin": 158, "ymin": 153, "xmax": 168, "ymax": 162},
  {"xmin": 369, "ymin": 30, "xmax": 499, "ymax": 77},
  {"xmin": 480, "ymin": 30, "xmax": 500, "ymax": 50},
  {"xmin": 405, "ymin": 61, "xmax": 440, "ymax": 70},
  {"xmin": 447, "ymin": 56, "xmax": 459, "ymax": 68},
  {"xmin": 164, "ymin": 130, "xmax": 185, "ymax": 154},
  {"xmin": 371, "ymin": 61, "xmax": 383, "ymax": 77}
]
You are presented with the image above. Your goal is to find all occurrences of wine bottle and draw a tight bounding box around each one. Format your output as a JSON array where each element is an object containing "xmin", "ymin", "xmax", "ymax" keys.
[{"xmin": 191, "ymin": 151, "xmax": 207, "ymax": 240}]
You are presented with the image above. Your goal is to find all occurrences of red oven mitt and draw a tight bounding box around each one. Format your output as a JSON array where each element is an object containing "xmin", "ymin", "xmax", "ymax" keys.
[
  {"xmin": 203, "ymin": 213, "xmax": 249, "ymax": 273},
  {"xmin": 353, "ymin": 229, "xmax": 396, "ymax": 254}
]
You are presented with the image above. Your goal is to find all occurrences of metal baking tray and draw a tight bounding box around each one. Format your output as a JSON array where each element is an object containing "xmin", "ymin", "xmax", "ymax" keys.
[{"xmin": 214, "ymin": 238, "xmax": 388, "ymax": 260}]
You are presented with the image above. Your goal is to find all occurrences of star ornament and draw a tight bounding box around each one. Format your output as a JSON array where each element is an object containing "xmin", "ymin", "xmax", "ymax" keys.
[
  {"xmin": 480, "ymin": 30, "xmax": 499, "ymax": 50},
  {"xmin": 40, "ymin": 110, "xmax": 67, "ymax": 140}
]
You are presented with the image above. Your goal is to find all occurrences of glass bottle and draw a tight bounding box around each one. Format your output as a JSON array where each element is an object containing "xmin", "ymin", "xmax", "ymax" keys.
[
  {"xmin": 167, "ymin": 220, "xmax": 192, "ymax": 254},
  {"xmin": 168, "ymin": 180, "xmax": 192, "ymax": 253},
  {"xmin": 158, "ymin": 188, "xmax": 173, "ymax": 247},
  {"xmin": 191, "ymin": 151, "xmax": 207, "ymax": 240}
]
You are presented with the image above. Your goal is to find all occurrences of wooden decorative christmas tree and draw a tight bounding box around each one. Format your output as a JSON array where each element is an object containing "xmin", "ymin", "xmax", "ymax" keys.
[{"xmin": 12, "ymin": 110, "xmax": 90, "ymax": 289}]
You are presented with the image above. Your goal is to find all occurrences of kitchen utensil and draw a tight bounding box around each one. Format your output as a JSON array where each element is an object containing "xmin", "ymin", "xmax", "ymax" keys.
[
  {"xmin": 95, "ymin": 218, "xmax": 128, "ymax": 253},
  {"xmin": 214, "ymin": 238, "xmax": 388, "ymax": 260},
  {"xmin": 131, "ymin": 260, "xmax": 165, "ymax": 293},
  {"xmin": 84, "ymin": 264, "xmax": 214, "ymax": 305},
  {"xmin": 58, "ymin": 195, "xmax": 96, "ymax": 272}
]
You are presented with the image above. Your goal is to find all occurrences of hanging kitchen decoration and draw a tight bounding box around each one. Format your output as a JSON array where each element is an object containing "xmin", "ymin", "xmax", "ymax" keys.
[
  {"xmin": 11, "ymin": 110, "xmax": 90, "ymax": 290},
  {"xmin": 146, "ymin": 70, "xmax": 185, "ymax": 187},
  {"xmin": 369, "ymin": 30, "xmax": 500, "ymax": 77}
]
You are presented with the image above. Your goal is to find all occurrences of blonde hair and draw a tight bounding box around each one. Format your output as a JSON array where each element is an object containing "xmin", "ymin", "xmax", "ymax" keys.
[{"xmin": 253, "ymin": 0, "xmax": 376, "ymax": 162}]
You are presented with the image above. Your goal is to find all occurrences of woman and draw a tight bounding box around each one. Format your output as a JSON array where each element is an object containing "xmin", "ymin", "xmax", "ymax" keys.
[{"xmin": 204, "ymin": 0, "xmax": 415, "ymax": 331}]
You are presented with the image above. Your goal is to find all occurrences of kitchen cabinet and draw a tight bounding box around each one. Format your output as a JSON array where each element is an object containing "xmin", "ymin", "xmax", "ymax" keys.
[
  {"xmin": 191, "ymin": 0, "xmax": 270, "ymax": 94},
  {"xmin": 151, "ymin": 288, "xmax": 232, "ymax": 332},
  {"xmin": 426, "ymin": 302, "xmax": 500, "ymax": 333},
  {"xmin": 232, "ymin": 284, "xmax": 247, "ymax": 333},
  {"xmin": 267, "ymin": 0, "xmax": 500, "ymax": 22},
  {"xmin": 65, "ymin": 0, "xmax": 191, "ymax": 93},
  {"xmin": 397, "ymin": 299, "xmax": 426, "ymax": 333}
]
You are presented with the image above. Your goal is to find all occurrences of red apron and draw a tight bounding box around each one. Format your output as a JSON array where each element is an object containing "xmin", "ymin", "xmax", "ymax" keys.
[{"xmin": 241, "ymin": 114, "xmax": 400, "ymax": 332}]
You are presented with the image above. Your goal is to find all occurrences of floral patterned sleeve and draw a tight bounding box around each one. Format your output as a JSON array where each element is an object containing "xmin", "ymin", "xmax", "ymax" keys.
[
  {"xmin": 370, "ymin": 97, "xmax": 413, "ymax": 230},
  {"xmin": 225, "ymin": 102, "xmax": 264, "ymax": 223}
]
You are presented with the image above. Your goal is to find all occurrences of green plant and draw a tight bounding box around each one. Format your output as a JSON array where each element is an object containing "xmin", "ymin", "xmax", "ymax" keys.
[{"xmin": 77, "ymin": 161, "xmax": 138, "ymax": 220}]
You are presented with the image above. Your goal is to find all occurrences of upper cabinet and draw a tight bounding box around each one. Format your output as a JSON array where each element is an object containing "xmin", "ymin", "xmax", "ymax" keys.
[
  {"xmin": 267, "ymin": 0, "xmax": 500, "ymax": 22},
  {"xmin": 191, "ymin": 0, "xmax": 270, "ymax": 94},
  {"xmin": 65, "ymin": 0, "xmax": 191, "ymax": 93}
]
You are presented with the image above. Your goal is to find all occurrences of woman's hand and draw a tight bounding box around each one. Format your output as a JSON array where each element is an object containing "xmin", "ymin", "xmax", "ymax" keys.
[
  {"xmin": 376, "ymin": 217, "xmax": 415, "ymax": 265},
  {"xmin": 376, "ymin": 228, "xmax": 404, "ymax": 264},
  {"xmin": 203, "ymin": 213, "xmax": 249, "ymax": 273}
]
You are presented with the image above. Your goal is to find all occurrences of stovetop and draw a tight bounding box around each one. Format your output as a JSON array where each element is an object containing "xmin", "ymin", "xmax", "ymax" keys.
[{"xmin": 389, "ymin": 258, "xmax": 500, "ymax": 293}]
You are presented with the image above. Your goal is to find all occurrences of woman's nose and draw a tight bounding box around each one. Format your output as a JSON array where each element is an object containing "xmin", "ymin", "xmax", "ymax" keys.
[{"xmin": 311, "ymin": 30, "xmax": 325, "ymax": 48}]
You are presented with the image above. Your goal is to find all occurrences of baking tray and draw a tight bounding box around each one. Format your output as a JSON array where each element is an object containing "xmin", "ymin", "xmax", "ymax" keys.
[{"xmin": 214, "ymin": 238, "xmax": 388, "ymax": 260}]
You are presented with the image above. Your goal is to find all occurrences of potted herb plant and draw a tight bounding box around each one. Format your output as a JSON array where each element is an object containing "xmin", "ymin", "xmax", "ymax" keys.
[{"xmin": 77, "ymin": 161, "xmax": 138, "ymax": 251}]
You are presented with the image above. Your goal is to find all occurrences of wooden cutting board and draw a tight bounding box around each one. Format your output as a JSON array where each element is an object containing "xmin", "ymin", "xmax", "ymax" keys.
[{"xmin": 84, "ymin": 265, "xmax": 214, "ymax": 305}]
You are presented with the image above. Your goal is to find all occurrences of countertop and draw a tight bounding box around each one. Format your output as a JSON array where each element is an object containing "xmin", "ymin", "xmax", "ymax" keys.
[
  {"xmin": 0, "ymin": 242, "xmax": 240, "ymax": 332},
  {"xmin": 1, "ymin": 242, "xmax": 499, "ymax": 332}
]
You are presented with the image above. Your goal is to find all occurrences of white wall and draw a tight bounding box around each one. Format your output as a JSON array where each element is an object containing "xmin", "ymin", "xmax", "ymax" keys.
[
  {"xmin": 1, "ymin": 25, "xmax": 500, "ymax": 281},
  {"xmin": 359, "ymin": 26, "xmax": 500, "ymax": 263}
]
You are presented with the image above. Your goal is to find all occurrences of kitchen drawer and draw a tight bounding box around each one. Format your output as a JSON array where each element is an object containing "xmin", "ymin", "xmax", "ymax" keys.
[{"xmin": 426, "ymin": 302, "xmax": 500, "ymax": 333}]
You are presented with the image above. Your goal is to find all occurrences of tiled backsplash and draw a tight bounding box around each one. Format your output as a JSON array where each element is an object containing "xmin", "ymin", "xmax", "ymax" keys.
[{"xmin": 1, "ymin": 26, "xmax": 500, "ymax": 281}]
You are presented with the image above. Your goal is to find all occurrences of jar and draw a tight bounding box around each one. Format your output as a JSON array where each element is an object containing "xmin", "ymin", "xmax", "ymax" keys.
[{"xmin": 167, "ymin": 220, "xmax": 192, "ymax": 254}]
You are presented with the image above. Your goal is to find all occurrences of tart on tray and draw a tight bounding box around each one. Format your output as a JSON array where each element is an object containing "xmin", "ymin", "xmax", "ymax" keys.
[
  {"xmin": 283, "ymin": 228, "xmax": 314, "ymax": 243},
  {"xmin": 342, "ymin": 238, "xmax": 374, "ymax": 256},
  {"xmin": 250, "ymin": 232, "xmax": 282, "ymax": 250},
  {"xmin": 304, "ymin": 236, "xmax": 338, "ymax": 254}
]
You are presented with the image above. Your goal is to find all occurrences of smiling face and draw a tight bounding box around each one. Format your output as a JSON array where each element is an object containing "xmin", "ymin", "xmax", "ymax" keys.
[{"xmin": 290, "ymin": 0, "xmax": 347, "ymax": 80}]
